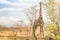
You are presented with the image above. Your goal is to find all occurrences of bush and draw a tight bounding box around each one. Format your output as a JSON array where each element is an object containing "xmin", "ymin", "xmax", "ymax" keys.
[{"xmin": 56, "ymin": 35, "xmax": 60, "ymax": 40}]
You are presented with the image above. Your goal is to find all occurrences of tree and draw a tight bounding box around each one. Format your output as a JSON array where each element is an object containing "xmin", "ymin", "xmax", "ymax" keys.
[
  {"xmin": 47, "ymin": 0, "xmax": 60, "ymax": 33},
  {"xmin": 43, "ymin": 0, "xmax": 60, "ymax": 32},
  {"xmin": 25, "ymin": 6, "xmax": 38, "ymax": 26},
  {"xmin": 25, "ymin": 6, "xmax": 38, "ymax": 40},
  {"xmin": 42, "ymin": 0, "xmax": 60, "ymax": 40}
]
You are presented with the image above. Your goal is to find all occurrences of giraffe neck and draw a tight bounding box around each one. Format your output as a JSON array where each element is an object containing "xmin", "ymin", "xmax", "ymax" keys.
[{"xmin": 39, "ymin": 2, "xmax": 43, "ymax": 21}]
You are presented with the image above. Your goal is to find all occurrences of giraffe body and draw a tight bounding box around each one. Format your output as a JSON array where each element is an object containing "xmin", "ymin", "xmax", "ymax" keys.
[{"xmin": 33, "ymin": 2, "xmax": 44, "ymax": 40}]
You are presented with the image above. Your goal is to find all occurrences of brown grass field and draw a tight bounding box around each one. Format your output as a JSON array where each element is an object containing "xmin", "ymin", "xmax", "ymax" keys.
[
  {"xmin": 0, "ymin": 36, "xmax": 34, "ymax": 40},
  {"xmin": 0, "ymin": 27, "xmax": 34, "ymax": 40}
]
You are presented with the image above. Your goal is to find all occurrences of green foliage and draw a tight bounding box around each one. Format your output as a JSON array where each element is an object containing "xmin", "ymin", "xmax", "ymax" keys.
[
  {"xmin": 49, "ymin": 22, "xmax": 58, "ymax": 35},
  {"xmin": 56, "ymin": 34, "xmax": 60, "ymax": 40}
]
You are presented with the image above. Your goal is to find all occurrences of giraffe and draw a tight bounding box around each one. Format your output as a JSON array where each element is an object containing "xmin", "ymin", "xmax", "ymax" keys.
[{"xmin": 33, "ymin": 2, "xmax": 44, "ymax": 40}]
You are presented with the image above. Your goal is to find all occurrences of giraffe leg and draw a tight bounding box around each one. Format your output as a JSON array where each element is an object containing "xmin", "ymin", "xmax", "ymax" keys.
[
  {"xmin": 40, "ymin": 27, "xmax": 44, "ymax": 40},
  {"xmin": 33, "ymin": 28, "xmax": 37, "ymax": 40}
]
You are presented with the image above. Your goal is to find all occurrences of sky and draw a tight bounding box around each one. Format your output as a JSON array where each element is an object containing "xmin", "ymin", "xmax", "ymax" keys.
[{"xmin": 0, "ymin": 0, "xmax": 48, "ymax": 27}]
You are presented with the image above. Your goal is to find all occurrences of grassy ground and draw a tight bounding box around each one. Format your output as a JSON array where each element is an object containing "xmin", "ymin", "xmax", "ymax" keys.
[
  {"xmin": 0, "ymin": 36, "xmax": 34, "ymax": 40},
  {"xmin": 0, "ymin": 35, "xmax": 60, "ymax": 40},
  {"xmin": 0, "ymin": 36, "xmax": 49, "ymax": 40}
]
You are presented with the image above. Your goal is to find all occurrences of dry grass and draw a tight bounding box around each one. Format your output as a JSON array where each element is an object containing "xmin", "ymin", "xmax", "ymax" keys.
[
  {"xmin": 0, "ymin": 27, "xmax": 34, "ymax": 40},
  {"xmin": 0, "ymin": 36, "xmax": 34, "ymax": 40}
]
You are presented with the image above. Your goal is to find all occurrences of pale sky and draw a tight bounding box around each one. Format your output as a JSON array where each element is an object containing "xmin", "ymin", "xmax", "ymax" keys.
[{"xmin": 0, "ymin": 0, "xmax": 48, "ymax": 27}]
